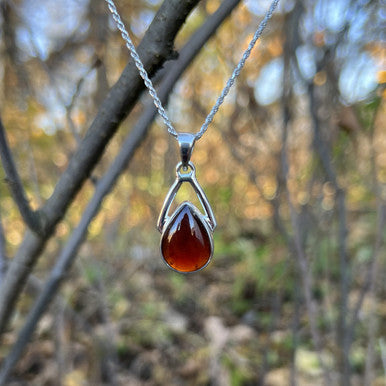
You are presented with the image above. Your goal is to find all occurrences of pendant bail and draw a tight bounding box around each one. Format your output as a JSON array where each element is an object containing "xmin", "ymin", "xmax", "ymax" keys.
[{"xmin": 177, "ymin": 133, "xmax": 196, "ymax": 168}]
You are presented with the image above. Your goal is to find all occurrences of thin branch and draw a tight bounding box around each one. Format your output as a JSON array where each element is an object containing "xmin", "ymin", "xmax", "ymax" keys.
[
  {"xmin": 348, "ymin": 100, "xmax": 385, "ymax": 383},
  {"xmin": 273, "ymin": 66, "xmax": 332, "ymax": 383},
  {"xmin": 308, "ymin": 81, "xmax": 351, "ymax": 386},
  {"xmin": 380, "ymin": 338, "xmax": 386, "ymax": 379},
  {"xmin": 279, "ymin": 119, "xmax": 332, "ymax": 385},
  {"xmin": 65, "ymin": 60, "xmax": 100, "ymax": 144},
  {"xmin": 0, "ymin": 0, "xmax": 242, "ymax": 380},
  {"xmin": 358, "ymin": 258, "xmax": 384, "ymax": 331},
  {"xmin": 1, "ymin": 1, "xmax": 31, "ymax": 94},
  {"xmin": 0, "ymin": 212, "xmax": 6, "ymax": 286},
  {"xmin": 88, "ymin": 266, "xmax": 119, "ymax": 386},
  {"xmin": 0, "ymin": 118, "xmax": 45, "ymax": 235},
  {"xmin": 0, "ymin": 0, "xmax": 201, "ymax": 336},
  {"xmin": 348, "ymin": 100, "xmax": 384, "ymax": 333},
  {"xmin": 291, "ymin": 16, "xmax": 352, "ymax": 379}
]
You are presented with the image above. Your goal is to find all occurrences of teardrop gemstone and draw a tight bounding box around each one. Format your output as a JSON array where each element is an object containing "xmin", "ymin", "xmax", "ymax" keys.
[{"xmin": 161, "ymin": 203, "xmax": 212, "ymax": 273}]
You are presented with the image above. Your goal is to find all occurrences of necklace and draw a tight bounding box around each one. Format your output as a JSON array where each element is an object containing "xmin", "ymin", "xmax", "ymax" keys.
[{"xmin": 105, "ymin": 0, "xmax": 280, "ymax": 273}]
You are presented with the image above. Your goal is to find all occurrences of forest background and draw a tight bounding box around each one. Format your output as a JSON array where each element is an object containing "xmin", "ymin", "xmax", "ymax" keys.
[{"xmin": 0, "ymin": 0, "xmax": 385, "ymax": 385}]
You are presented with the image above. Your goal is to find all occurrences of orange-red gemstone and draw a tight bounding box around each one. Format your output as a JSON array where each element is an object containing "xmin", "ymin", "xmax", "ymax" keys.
[{"xmin": 161, "ymin": 203, "xmax": 212, "ymax": 273}]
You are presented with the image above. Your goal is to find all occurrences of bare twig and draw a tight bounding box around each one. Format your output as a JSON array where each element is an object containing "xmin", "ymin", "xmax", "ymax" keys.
[
  {"xmin": 290, "ymin": 283, "xmax": 300, "ymax": 386},
  {"xmin": 308, "ymin": 81, "xmax": 351, "ymax": 385},
  {"xmin": 352, "ymin": 100, "xmax": 385, "ymax": 386},
  {"xmin": 0, "ymin": 118, "xmax": 45, "ymax": 235},
  {"xmin": 89, "ymin": 265, "xmax": 119, "ymax": 386},
  {"xmin": 258, "ymin": 292, "xmax": 284, "ymax": 385},
  {"xmin": 0, "ymin": 212, "xmax": 6, "ymax": 286},
  {"xmin": 25, "ymin": 140, "xmax": 43, "ymax": 207},
  {"xmin": 281, "ymin": 125, "xmax": 332, "ymax": 385},
  {"xmin": 53, "ymin": 300, "xmax": 66, "ymax": 386},
  {"xmin": 364, "ymin": 294, "xmax": 378, "ymax": 385},
  {"xmin": 0, "ymin": 0, "xmax": 201, "ymax": 336},
  {"xmin": 0, "ymin": 1, "xmax": 242, "ymax": 380},
  {"xmin": 380, "ymin": 338, "xmax": 386, "ymax": 378},
  {"xmin": 1, "ymin": 1, "xmax": 31, "ymax": 94},
  {"xmin": 65, "ymin": 62, "xmax": 100, "ymax": 144},
  {"xmin": 348, "ymin": 99, "xmax": 384, "ymax": 335},
  {"xmin": 288, "ymin": 11, "xmax": 352, "ymax": 379},
  {"xmin": 350, "ymin": 205, "xmax": 386, "ymax": 330}
]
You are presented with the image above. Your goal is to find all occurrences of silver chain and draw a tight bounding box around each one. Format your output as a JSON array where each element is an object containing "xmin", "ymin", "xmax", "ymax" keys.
[{"xmin": 105, "ymin": 0, "xmax": 280, "ymax": 141}]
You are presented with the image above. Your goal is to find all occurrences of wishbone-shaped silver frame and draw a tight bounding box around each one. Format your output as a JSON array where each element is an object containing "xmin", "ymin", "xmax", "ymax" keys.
[{"xmin": 157, "ymin": 162, "xmax": 217, "ymax": 233}]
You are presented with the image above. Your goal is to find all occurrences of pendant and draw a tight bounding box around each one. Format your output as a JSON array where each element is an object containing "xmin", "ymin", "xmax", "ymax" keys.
[{"xmin": 157, "ymin": 133, "xmax": 216, "ymax": 273}]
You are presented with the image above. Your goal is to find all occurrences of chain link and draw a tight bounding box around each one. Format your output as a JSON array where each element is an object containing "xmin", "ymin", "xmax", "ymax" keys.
[
  {"xmin": 105, "ymin": 0, "xmax": 178, "ymax": 138},
  {"xmin": 105, "ymin": 0, "xmax": 280, "ymax": 141}
]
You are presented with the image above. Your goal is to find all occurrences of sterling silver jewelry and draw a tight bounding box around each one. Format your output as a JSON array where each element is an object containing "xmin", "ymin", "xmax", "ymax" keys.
[{"xmin": 105, "ymin": 0, "xmax": 280, "ymax": 272}]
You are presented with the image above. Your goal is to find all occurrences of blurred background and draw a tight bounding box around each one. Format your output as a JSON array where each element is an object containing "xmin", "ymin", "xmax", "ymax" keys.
[{"xmin": 0, "ymin": 0, "xmax": 385, "ymax": 385}]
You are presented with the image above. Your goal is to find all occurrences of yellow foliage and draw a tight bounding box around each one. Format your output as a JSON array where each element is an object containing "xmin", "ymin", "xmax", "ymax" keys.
[
  {"xmin": 64, "ymin": 370, "xmax": 87, "ymax": 386},
  {"xmin": 378, "ymin": 70, "xmax": 386, "ymax": 84}
]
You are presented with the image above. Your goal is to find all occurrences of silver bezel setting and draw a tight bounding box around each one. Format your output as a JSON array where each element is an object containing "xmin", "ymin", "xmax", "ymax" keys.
[
  {"xmin": 157, "ymin": 162, "xmax": 216, "ymax": 233},
  {"xmin": 157, "ymin": 162, "xmax": 216, "ymax": 274},
  {"xmin": 160, "ymin": 201, "xmax": 214, "ymax": 274}
]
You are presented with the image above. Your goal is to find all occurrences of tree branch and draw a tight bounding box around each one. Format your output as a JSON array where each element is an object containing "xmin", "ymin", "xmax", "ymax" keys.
[
  {"xmin": 0, "ymin": 212, "xmax": 6, "ymax": 286},
  {"xmin": 308, "ymin": 81, "xmax": 351, "ymax": 385},
  {"xmin": 1, "ymin": 2, "xmax": 31, "ymax": 94},
  {"xmin": 348, "ymin": 98, "xmax": 385, "ymax": 346},
  {"xmin": 0, "ymin": 0, "xmax": 242, "ymax": 379},
  {"xmin": 0, "ymin": 119, "xmax": 45, "ymax": 235},
  {"xmin": 0, "ymin": 0, "xmax": 200, "ymax": 336}
]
